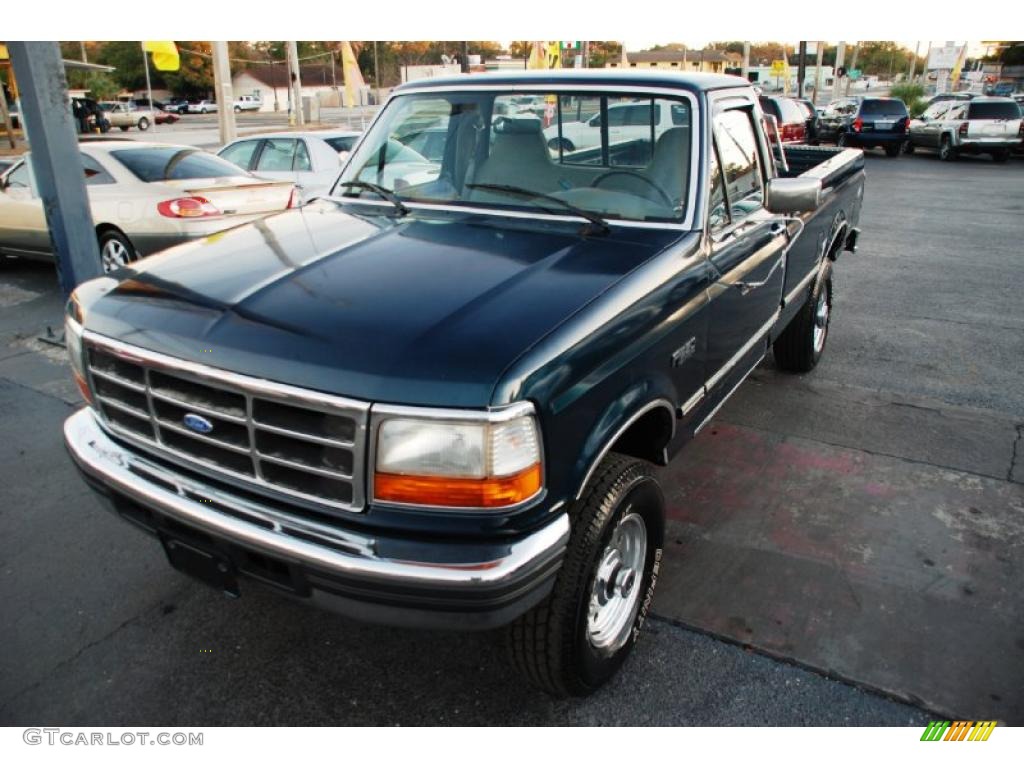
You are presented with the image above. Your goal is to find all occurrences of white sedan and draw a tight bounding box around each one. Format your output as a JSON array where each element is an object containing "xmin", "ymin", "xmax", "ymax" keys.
[
  {"xmin": 0, "ymin": 141, "xmax": 296, "ymax": 272},
  {"xmin": 218, "ymin": 130, "xmax": 361, "ymax": 202}
]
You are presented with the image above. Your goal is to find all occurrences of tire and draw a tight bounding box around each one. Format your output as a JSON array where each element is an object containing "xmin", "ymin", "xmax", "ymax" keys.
[
  {"xmin": 201, "ymin": 108, "xmax": 208, "ymax": 114},
  {"xmin": 507, "ymin": 453, "xmax": 665, "ymax": 697},
  {"xmin": 137, "ymin": 117, "xmax": 150, "ymax": 131},
  {"xmin": 837, "ymin": 133, "xmax": 848, "ymax": 147},
  {"xmin": 939, "ymin": 135, "xmax": 957, "ymax": 162},
  {"xmin": 991, "ymin": 150, "xmax": 1010, "ymax": 163},
  {"xmin": 773, "ymin": 265, "xmax": 832, "ymax": 373},
  {"xmin": 234, "ymin": 105, "xmax": 241, "ymax": 113},
  {"xmin": 98, "ymin": 229, "xmax": 137, "ymax": 273},
  {"xmin": 903, "ymin": 139, "xmax": 915, "ymax": 155},
  {"xmin": 547, "ymin": 137, "xmax": 575, "ymax": 153},
  {"xmin": 884, "ymin": 143, "xmax": 900, "ymax": 157},
  {"xmin": 119, "ymin": 126, "xmax": 129, "ymax": 132}
]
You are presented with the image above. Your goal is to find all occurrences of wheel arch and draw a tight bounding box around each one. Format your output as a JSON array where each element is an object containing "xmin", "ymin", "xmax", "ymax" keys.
[{"xmin": 573, "ymin": 392, "xmax": 676, "ymax": 501}]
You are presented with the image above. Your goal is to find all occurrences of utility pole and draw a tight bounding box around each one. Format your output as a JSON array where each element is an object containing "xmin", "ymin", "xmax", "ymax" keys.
[
  {"xmin": 211, "ymin": 42, "xmax": 236, "ymax": 144},
  {"xmin": 742, "ymin": 41, "xmax": 750, "ymax": 80},
  {"xmin": 287, "ymin": 41, "xmax": 304, "ymax": 126},
  {"xmin": 269, "ymin": 57, "xmax": 280, "ymax": 112},
  {"xmin": 7, "ymin": 42, "xmax": 101, "ymax": 296},
  {"xmin": 845, "ymin": 43, "xmax": 860, "ymax": 96},
  {"xmin": 908, "ymin": 41, "xmax": 920, "ymax": 81},
  {"xmin": 0, "ymin": 80, "xmax": 16, "ymax": 149},
  {"xmin": 461, "ymin": 42, "xmax": 470, "ymax": 73},
  {"xmin": 813, "ymin": 41, "xmax": 824, "ymax": 104},
  {"xmin": 330, "ymin": 50, "xmax": 336, "ymax": 88},
  {"xmin": 797, "ymin": 41, "xmax": 807, "ymax": 98},
  {"xmin": 832, "ymin": 41, "xmax": 846, "ymax": 101},
  {"xmin": 79, "ymin": 42, "xmax": 88, "ymax": 63},
  {"xmin": 141, "ymin": 43, "xmax": 156, "ymax": 133},
  {"xmin": 373, "ymin": 41, "xmax": 381, "ymax": 104}
]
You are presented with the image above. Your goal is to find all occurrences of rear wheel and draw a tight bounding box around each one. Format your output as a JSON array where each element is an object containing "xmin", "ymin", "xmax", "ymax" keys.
[
  {"xmin": 507, "ymin": 453, "xmax": 665, "ymax": 697},
  {"xmin": 119, "ymin": 125, "xmax": 129, "ymax": 132},
  {"xmin": 837, "ymin": 133, "xmax": 848, "ymax": 147},
  {"xmin": 939, "ymin": 135, "xmax": 957, "ymax": 161},
  {"xmin": 884, "ymin": 143, "xmax": 900, "ymax": 157},
  {"xmin": 774, "ymin": 267, "xmax": 832, "ymax": 373},
  {"xmin": 98, "ymin": 229, "xmax": 137, "ymax": 273},
  {"xmin": 137, "ymin": 117, "xmax": 150, "ymax": 131},
  {"xmin": 991, "ymin": 150, "xmax": 1010, "ymax": 163},
  {"xmin": 234, "ymin": 105, "xmax": 241, "ymax": 113},
  {"xmin": 903, "ymin": 139, "xmax": 915, "ymax": 154}
]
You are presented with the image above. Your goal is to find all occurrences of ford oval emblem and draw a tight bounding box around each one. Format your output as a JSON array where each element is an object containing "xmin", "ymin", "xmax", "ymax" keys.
[{"xmin": 182, "ymin": 413, "xmax": 214, "ymax": 434}]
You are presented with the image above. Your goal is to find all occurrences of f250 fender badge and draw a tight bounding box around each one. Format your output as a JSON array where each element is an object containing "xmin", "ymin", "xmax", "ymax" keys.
[
  {"xmin": 182, "ymin": 413, "xmax": 214, "ymax": 434},
  {"xmin": 671, "ymin": 338, "xmax": 697, "ymax": 367}
]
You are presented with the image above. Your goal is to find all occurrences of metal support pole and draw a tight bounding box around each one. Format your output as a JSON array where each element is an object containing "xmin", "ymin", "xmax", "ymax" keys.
[
  {"xmin": 141, "ymin": 43, "xmax": 156, "ymax": 134},
  {"xmin": 373, "ymin": 41, "xmax": 381, "ymax": 104},
  {"xmin": 461, "ymin": 42, "xmax": 470, "ymax": 73},
  {"xmin": 287, "ymin": 42, "xmax": 304, "ymax": 126},
  {"xmin": 813, "ymin": 41, "xmax": 824, "ymax": 104},
  {"xmin": 832, "ymin": 41, "xmax": 846, "ymax": 101},
  {"xmin": 211, "ymin": 42, "xmax": 236, "ymax": 144},
  {"xmin": 797, "ymin": 42, "xmax": 807, "ymax": 98},
  {"xmin": 7, "ymin": 42, "xmax": 102, "ymax": 297},
  {"xmin": 909, "ymin": 41, "xmax": 920, "ymax": 81},
  {"xmin": 742, "ymin": 42, "xmax": 750, "ymax": 80},
  {"xmin": 846, "ymin": 43, "xmax": 860, "ymax": 96}
]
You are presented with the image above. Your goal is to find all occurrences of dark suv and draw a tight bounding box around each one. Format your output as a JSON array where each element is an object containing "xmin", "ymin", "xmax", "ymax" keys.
[{"xmin": 820, "ymin": 97, "xmax": 909, "ymax": 156}]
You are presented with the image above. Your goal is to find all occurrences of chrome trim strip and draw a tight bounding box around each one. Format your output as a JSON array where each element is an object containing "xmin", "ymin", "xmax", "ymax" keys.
[
  {"xmin": 95, "ymin": 396, "xmax": 149, "ymax": 421},
  {"xmin": 366, "ymin": 401, "xmax": 545, "ymax": 512},
  {"xmin": 155, "ymin": 418, "xmax": 252, "ymax": 455},
  {"xmin": 783, "ymin": 265, "xmax": 818, "ymax": 307},
  {"xmin": 574, "ymin": 398, "xmax": 676, "ymax": 500},
  {"xmin": 65, "ymin": 408, "xmax": 569, "ymax": 589},
  {"xmin": 336, "ymin": 83, "xmax": 701, "ymax": 232},
  {"xmin": 253, "ymin": 420, "xmax": 354, "ymax": 448},
  {"xmin": 695, "ymin": 354, "xmax": 765, "ymax": 435},
  {"xmin": 704, "ymin": 310, "xmax": 780, "ymax": 393},
  {"xmin": 89, "ymin": 367, "xmax": 146, "ymax": 392},
  {"xmin": 680, "ymin": 387, "xmax": 705, "ymax": 416}
]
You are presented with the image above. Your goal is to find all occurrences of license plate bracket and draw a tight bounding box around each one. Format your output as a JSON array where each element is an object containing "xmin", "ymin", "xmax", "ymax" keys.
[{"xmin": 161, "ymin": 535, "xmax": 240, "ymax": 597}]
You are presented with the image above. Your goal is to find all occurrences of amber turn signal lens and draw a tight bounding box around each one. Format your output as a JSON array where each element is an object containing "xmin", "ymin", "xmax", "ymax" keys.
[
  {"xmin": 374, "ymin": 463, "xmax": 542, "ymax": 508},
  {"xmin": 72, "ymin": 369, "xmax": 93, "ymax": 405}
]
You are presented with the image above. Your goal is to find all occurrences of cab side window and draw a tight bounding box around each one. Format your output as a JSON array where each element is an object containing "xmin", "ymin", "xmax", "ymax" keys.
[
  {"xmin": 712, "ymin": 108, "xmax": 764, "ymax": 226},
  {"xmin": 708, "ymin": 144, "xmax": 728, "ymax": 234}
]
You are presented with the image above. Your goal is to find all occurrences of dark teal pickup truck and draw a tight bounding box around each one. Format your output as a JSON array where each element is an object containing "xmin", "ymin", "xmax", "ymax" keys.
[{"xmin": 64, "ymin": 71, "xmax": 864, "ymax": 696}]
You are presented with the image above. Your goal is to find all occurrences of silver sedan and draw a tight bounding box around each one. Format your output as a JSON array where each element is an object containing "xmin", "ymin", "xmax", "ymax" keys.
[{"xmin": 0, "ymin": 140, "xmax": 296, "ymax": 272}]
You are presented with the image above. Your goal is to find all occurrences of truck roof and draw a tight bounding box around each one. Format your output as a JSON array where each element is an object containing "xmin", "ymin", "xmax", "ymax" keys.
[{"xmin": 393, "ymin": 69, "xmax": 748, "ymax": 95}]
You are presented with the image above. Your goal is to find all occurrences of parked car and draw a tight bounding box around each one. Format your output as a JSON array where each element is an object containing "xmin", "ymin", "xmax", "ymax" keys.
[
  {"xmin": 63, "ymin": 72, "xmax": 865, "ymax": 697},
  {"xmin": 819, "ymin": 97, "xmax": 909, "ymax": 156},
  {"xmin": 0, "ymin": 141, "xmax": 297, "ymax": 271},
  {"xmin": 233, "ymin": 95, "xmax": 263, "ymax": 113},
  {"xmin": 154, "ymin": 109, "xmax": 179, "ymax": 125},
  {"xmin": 99, "ymin": 101, "xmax": 155, "ymax": 132},
  {"xmin": 218, "ymin": 130, "xmax": 361, "ymax": 202},
  {"xmin": 923, "ymin": 92, "xmax": 975, "ymax": 110},
  {"xmin": 795, "ymin": 98, "xmax": 822, "ymax": 144},
  {"xmin": 188, "ymin": 100, "xmax": 218, "ymax": 114},
  {"xmin": 905, "ymin": 97, "xmax": 1023, "ymax": 162},
  {"xmin": 163, "ymin": 99, "xmax": 191, "ymax": 115},
  {"xmin": 542, "ymin": 97, "xmax": 690, "ymax": 153},
  {"xmin": 759, "ymin": 95, "xmax": 808, "ymax": 144}
]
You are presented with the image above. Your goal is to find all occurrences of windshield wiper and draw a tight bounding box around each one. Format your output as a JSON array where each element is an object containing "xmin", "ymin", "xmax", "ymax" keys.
[
  {"xmin": 336, "ymin": 181, "xmax": 410, "ymax": 216},
  {"xmin": 465, "ymin": 183, "xmax": 611, "ymax": 235}
]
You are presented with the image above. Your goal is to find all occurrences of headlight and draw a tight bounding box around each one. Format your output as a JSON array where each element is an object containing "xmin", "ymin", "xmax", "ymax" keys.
[
  {"xmin": 65, "ymin": 290, "xmax": 92, "ymax": 404},
  {"xmin": 373, "ymin": 404, "xmax": 543, "ymax": 509}
]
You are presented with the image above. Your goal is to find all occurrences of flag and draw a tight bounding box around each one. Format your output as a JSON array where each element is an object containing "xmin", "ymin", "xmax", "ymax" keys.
[
  {"xmin": 527, "ymin": 42, "xmax": 547, "ymax": 70},
  {"xmin": 340, "ymin": 42, "xmax": 365, "ymax": 108},
  {"xmin": 950, "ymin": 44, "xmax": 967, "ymax": 89},
  {"xmin": 142, "ymin": 41, "xmax": 179, "ymax": 72}
]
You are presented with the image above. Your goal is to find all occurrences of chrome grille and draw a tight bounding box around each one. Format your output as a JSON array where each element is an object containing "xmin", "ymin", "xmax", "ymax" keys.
[{"xmin": 84, "ymin": 333, "xmax": 369, "ymax": 513}]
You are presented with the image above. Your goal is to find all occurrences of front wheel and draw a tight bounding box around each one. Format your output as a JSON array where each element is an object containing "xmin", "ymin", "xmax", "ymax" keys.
[
  {"xmin": 547, "ymin": 137, "xmax": 576, "ymax": 153},
  {"xmin": 903, "ymin": 139, "xmax": 915, "ymax": 154},
  {"xmin": 837, "ymin": 133, "xmax": 848, "ymax": 147},
  {"xmin": 773, "ymin": 267, "xmax": 832, "ymax": 372},
  {"xmin": 234, "ymin": 105, "xmax": 241, "ymax": 113},
  {"xmin": 507, "ymin": 453, "xmax": 665, "ymax": 697},
  {"xmin": 200, "ymin": 108, "xmax": 208, "ymax": 114},
  {"xmin": 118, "ymin": 125, "xmax": 130, "ymax": 132}
]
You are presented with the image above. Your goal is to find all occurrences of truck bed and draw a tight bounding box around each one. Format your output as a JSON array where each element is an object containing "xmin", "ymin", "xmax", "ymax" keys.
[{"xmin": 776, "ymin": 145, "xmax": 865, "ymax": 189}]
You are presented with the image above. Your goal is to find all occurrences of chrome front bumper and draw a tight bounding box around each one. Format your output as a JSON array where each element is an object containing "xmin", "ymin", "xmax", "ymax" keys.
[{"xmin": 64, "ymin": 407, "xmax": 570, "ymax": 629}]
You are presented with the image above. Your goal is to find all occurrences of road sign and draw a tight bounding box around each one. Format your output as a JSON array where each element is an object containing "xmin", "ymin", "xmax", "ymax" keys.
[
  {"xmin": 770, "ymin": 60, "xmax": 787, "ymax": 75},
  {"xmin": 848, "ymin": 68, "xmax": 862, "ymax": 80}
]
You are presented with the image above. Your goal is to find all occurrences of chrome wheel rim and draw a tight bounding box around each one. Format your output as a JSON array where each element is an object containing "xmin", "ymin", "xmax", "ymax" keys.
[
  {"xmin": 587, "ymin": 511, "xmax": 647, "ymax": 656},
  {"xmin": 101, "ymin": 239, "xmax": 130, "ymax": 272},
  {"xmin": 813, "ymin": 287, "xmax": 829, "ymax": 354}
]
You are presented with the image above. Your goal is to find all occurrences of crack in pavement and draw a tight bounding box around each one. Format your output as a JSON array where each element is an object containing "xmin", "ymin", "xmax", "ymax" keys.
[
  {"xmin": 0, "ymin": 584, "xmax": 194, "ymax": 718},
  {"xmin": 1010, "ymin": 425, "xmax": 1024, "ymax": 483}
]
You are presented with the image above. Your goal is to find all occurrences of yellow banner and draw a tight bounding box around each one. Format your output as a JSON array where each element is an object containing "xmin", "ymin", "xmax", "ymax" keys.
[
  {"xmin": 143, "ymin": 41, "xmax": 180, "ymax": 72},
  {"xmin": 340, "ymin": 42, "xmax": 364, "ymax": 108}
]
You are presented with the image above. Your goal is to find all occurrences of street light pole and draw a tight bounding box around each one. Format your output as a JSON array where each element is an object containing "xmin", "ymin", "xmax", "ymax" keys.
[
  {"xmin": 742, "ymin": 41, "xmax": 750, "ymax": 80},
  {"xmin": 813, "ymin": 41, "xmax": 824, "ymax": 104},
  {"xmin": 211, "ymin": 41, "xmax": 236, "ymax": 144},
  {"xmin": 833, "ymin": 41, "xmax": 846, "ymax": 101},
  {"xmin": 797, "ymin": 41, "xmax": 807, "ymax": 98}
]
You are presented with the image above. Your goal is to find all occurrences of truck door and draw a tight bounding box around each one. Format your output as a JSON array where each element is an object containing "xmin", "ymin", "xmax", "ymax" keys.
[
  {"xmin": 702, "ymin": 102, "xmax": 788, "ymax": 415},
  {"xmin": 0, "ymin": 160, "xmax": 50, "ymax": 256}
]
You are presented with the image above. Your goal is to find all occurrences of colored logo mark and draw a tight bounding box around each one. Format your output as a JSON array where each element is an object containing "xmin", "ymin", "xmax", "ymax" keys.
[
  {"xmin": 920, "ymin": 721, "xmax": 996, "ymax": 741},
  {"xmin": 182, "ymin": 413, "xmax": 214, "ymax": 435}
]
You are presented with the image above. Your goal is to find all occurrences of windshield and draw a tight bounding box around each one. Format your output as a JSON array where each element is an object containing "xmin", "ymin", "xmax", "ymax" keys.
[
  {"xmin": 111, "ymin": 148, "xmax": 249, "ymax": 182},
  {"xmin": 333, "ymin": 89, "xmax": 694, "ymax": 224}
]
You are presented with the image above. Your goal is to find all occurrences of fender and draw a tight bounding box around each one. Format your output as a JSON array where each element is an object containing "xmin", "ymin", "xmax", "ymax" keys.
[{"xmin": 573, "ymin": 387, "xmax": 676, "ymax": 500}]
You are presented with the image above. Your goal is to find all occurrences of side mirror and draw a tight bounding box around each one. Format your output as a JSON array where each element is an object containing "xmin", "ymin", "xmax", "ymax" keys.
[{"xmin": 765, "ymin": 177, "xmax": 821, "ymax": 214}]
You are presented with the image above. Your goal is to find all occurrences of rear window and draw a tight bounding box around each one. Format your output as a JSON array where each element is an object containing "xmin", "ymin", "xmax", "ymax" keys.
[
  {"xmin": 968, "ymin": 101, "xmax": 1021, "ymax": 120},
  {"xmin": 110, "ymin": 148, "xmax": 248, "ymax": 182},
  {"xmin": 777, "ymin": 99, "xmax": 806, "ymax": 125},
  {"xmin": 860, "ymin": 99, "xmax": 907, "ymax": 117},
  {"xmin": 324, "ymin": 136, "xmax": 357, "ymax": 153}
]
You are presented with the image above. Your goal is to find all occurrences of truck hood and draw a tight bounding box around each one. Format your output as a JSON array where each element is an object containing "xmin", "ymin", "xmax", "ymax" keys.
[{"xmin": 84, "ymin": 201, "xmax": 685, "ymax": 407}]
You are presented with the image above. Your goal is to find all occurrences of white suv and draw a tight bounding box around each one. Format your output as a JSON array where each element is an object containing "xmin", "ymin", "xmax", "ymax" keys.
[{"xmin": 906, "ymin": 97, "xmax": 1023, "ymax": 162}]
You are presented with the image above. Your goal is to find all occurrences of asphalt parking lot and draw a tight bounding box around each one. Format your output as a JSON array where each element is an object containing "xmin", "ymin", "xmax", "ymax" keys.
[{"xmin": 0, "ymin": 149, "xmax": 1021, "ymax": 726}]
